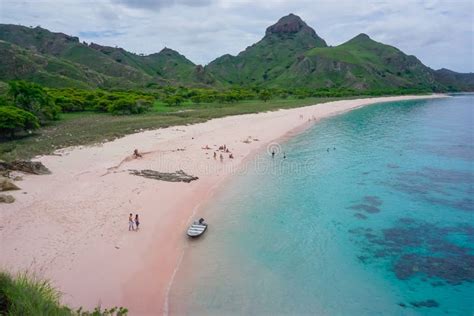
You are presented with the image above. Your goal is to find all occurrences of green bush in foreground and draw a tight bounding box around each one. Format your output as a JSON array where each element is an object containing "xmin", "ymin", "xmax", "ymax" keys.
[
  {"xmin": 0, "ymin": 106, "xmax": 40, "ymax": 138},
  {"xmin": 0, "ymin": 271, "xmax": 127, "ymax": 316}
]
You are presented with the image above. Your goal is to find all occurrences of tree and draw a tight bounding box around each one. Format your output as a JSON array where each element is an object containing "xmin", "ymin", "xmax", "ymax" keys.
[
  {"xmin": 163, "ymin": 95, "xmax": 184, "ymax": 107},
  {"xmin": 258, "ymin": 90, "xmax": 272, "ymax": 102},
  {"xmin": 8, "ymin": 81, "xmax": 59, "ymax": 123},
  {"xmin": 0, "ymin": 106, "xmax": 40, "ymax": 138}
]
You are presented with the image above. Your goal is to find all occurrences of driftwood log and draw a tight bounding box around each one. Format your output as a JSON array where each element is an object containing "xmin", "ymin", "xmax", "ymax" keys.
[
  {"xmin": 129, "ymin": 169, "xmax": 198, "ymax": 183},
  {"xmin": 0, "ymin": 160, "xmax": 51, "ymax": 175}
]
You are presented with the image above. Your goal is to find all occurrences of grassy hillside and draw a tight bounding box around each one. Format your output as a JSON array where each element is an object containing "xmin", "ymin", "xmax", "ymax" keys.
[
  {"xmin": 274, "ymin": 34, "xmax": 440, "ymax": 90},
  {"xmin": 434, "ymin": 68, "xmax": 474, "ymax": 91},
  {"xmin": 0, "ymin": 40, "xmax": 114, "ymax": 88},
  {"xmin": 0, "ymin": 25, "xmax": 152, "ymax": 87}
]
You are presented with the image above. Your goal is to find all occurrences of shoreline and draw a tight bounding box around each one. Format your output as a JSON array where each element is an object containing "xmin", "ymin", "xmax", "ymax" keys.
[{"xmin": 0, "ymin": 94, "xmax": 446, "ymax": 315}]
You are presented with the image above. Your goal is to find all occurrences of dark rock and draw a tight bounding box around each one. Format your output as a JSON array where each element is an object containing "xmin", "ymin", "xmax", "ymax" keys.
[
  {"xmin": 0, "ymin": 194, "xmax": 15, "ymax": 203},
  {"xmin": 129, "ymin": 169, "xmax": 198, "ymax": 183},
  {"xmin": 0, "ymin": 177, "xmax": 20, "ymax": 191}
]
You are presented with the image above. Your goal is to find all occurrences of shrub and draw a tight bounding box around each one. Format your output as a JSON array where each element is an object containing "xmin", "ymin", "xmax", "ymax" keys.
[
  {"xmin": 8, "ymin": 81, "xmax": 59, "ymax": 123},
  {"xmin": 0, "ymin": 106, "xmax": 40, "ymax": 138},
  {"xmin": 163, "ymin": 95, "xmax": 184, "ymax": 106},
  {"xmin": 108, "ymin": 98, "xmax": 152, "ymax": 115}
]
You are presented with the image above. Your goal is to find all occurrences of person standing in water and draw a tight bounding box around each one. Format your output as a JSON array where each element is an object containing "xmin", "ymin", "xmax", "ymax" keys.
[
  {"xmin": 272, "ymin": 150, "xmax": 275, "ymax": 158},
  {"xmin": 135, "ymin": 214, "xmax": 140, "ymax": 231},
  {"xmin": 128, "ymin": 213, "xmax": 134, "ymax": 231}
]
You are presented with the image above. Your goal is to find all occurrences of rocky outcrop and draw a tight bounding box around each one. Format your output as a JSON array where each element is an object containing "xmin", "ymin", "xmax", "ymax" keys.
[
  {"xmin": 265, "ymin": 13, "xmax": 327, "ymax": 47},
  {"xmin": 129, "ymin": 169, "xmax": 198, "ymax": 183},
  {"xmin": 0, "ymin": 194, "xmax": 15, "ymax": 203},
  {"xmin": 0, "ymin": 177, "xmax": 20, "ymax": 191},
  {"xmin": 0, "ymin": 160, "xmax": 51, "ymax": 175}
]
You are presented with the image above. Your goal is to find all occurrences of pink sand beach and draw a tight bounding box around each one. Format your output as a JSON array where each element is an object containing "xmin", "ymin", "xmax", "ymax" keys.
[{"xmin": 0, "ymin": 95, "xmax": 445, "ymax": 315}]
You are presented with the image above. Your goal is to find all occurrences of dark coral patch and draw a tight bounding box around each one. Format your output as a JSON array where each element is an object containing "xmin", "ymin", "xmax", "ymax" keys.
[
  {"xmin": 349, "ymin": 204, "xmax": 380, "ymax": 213},
  {"xmin": 410, "ymin": 299, "xmax": 439, "ymax": 308},
  {"xmin": 388, "ymin": 167, "xmax": 474, "ymax": 212},
  {"xmin": 363, "ymin": 195, "xmax": 383, "ymax": 206},
  {"xmin": 350, "ymin": 219, "xmax": 474, "ymax": 285},
  {"xmin": 354, "ymin": 213, "xmax": 367, "ymax": 220}
]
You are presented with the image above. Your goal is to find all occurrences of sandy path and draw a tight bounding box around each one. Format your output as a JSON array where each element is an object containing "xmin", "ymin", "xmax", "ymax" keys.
[{"xmin": 0, "ymin": 95, "xmax": 445, "ymax": 315}]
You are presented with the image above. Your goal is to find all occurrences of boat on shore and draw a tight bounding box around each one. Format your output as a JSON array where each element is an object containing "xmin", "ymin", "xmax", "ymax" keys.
[{"xmin": 187, "ymin": 218, "xmax": 208, "ymax": 238}]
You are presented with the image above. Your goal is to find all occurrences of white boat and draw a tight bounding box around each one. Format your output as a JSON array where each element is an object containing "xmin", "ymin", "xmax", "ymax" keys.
[{"xmin": 187, "ymin": 218, "xmax": 208, "ymax": 238}]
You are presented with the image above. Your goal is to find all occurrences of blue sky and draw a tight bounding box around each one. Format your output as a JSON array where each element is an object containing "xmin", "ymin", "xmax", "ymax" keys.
[{"xmin": 1, "ymin": 0, "xmax": 473, "ymax": 72}]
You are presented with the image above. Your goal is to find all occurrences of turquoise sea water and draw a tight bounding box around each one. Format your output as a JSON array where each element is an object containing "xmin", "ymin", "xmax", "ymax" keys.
[{"xmin": 170, "ymin": 95, "xmax": 474, "ymax": 315}]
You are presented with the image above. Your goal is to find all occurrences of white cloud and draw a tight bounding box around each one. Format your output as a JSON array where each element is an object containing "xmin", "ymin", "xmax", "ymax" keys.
[{"xmin": 0, "ymin": 0, "xmax": 472, "ymax": 71}]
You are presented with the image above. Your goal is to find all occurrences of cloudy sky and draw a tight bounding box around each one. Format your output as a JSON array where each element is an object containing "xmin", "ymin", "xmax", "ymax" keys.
[{"xmin": 1, "ymin": 0, "xmax": 473, "ymax": 72}]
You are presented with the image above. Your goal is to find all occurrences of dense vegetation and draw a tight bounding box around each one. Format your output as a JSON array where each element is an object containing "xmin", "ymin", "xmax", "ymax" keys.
[{"xmin": 0, "ymin": 271, "xmax": 127, "ymax": 315}]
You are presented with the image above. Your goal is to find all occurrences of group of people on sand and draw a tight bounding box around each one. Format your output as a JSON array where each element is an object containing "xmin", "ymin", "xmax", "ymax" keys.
[
  {"xmin": 202, "ymin": 144, "xmax": 234, "ymax": 162},
  {"xmin": 128, "ymin": 213, "xmax": 140, "ymax": 231},
  {"xmin": 214, "ymin": 144, "xmax": 234, "ymax": 162}
]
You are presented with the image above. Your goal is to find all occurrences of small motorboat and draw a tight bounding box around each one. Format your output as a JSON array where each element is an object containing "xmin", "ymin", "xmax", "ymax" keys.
[{"xmin": 187, "ymin": 218, "xmax": 208, "ymax": 238}]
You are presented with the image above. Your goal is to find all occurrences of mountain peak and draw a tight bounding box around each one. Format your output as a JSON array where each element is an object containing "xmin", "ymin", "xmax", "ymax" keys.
[
  {"xmin": 264, "ymin": 14, "xmax": 327, "ymax": 47},
  {"xmin": 159, "ymin": 47, "xmax": 179, "ymax": 55},
  {"xmin": 266, "ymin": 14, "xmax": 312, "ymax": 36},
  {"xmin": 354, "ymin": 33, "xmax": 371, "ymax": 40},
  {"xmin": 343, "ymin": 33, "xmax": 377, "ymax": 46}
]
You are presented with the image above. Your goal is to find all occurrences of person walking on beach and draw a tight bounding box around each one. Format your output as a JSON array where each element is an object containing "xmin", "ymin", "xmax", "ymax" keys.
[
  {"xmin": 220, "ymin": 153, "xmax": 224, "ymax": 162},
  {"xmin": 129, "ymin": 213, "xmax": 135, "ymax": 231},
  {"xmin": 135, "ymin": 214, "xmax": 140, "ymax": 231},
  {"xmin": 213, "ymin": 151, "xmax": 217, "ymax": 159}
]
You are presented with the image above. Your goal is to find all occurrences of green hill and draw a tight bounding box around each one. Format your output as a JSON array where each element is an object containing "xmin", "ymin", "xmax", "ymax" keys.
[
  {"xmin": 273, "ymin": 33, "xmax": 440, "ymax": 90},
  {"xmin": 87, "ymin": 44, "xmax": 217, "ymax": 86},
  {"xmin": 206, "ymin": 13, "xmax": 327, "ymax": 85},
  {"xmin": 0, "ymin": 40, "xmax": 142, "ymax": 88},
  {"xmin": 0, "ymin": 25, "xmax": 152, "ymax": 86},
  {"xmin": 434, "ymin": 68, "xmax": 474, "ymax": 91},
  {"xmin": 0, "ymin": 24, "xmax": 216, "ymax": 88}
]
